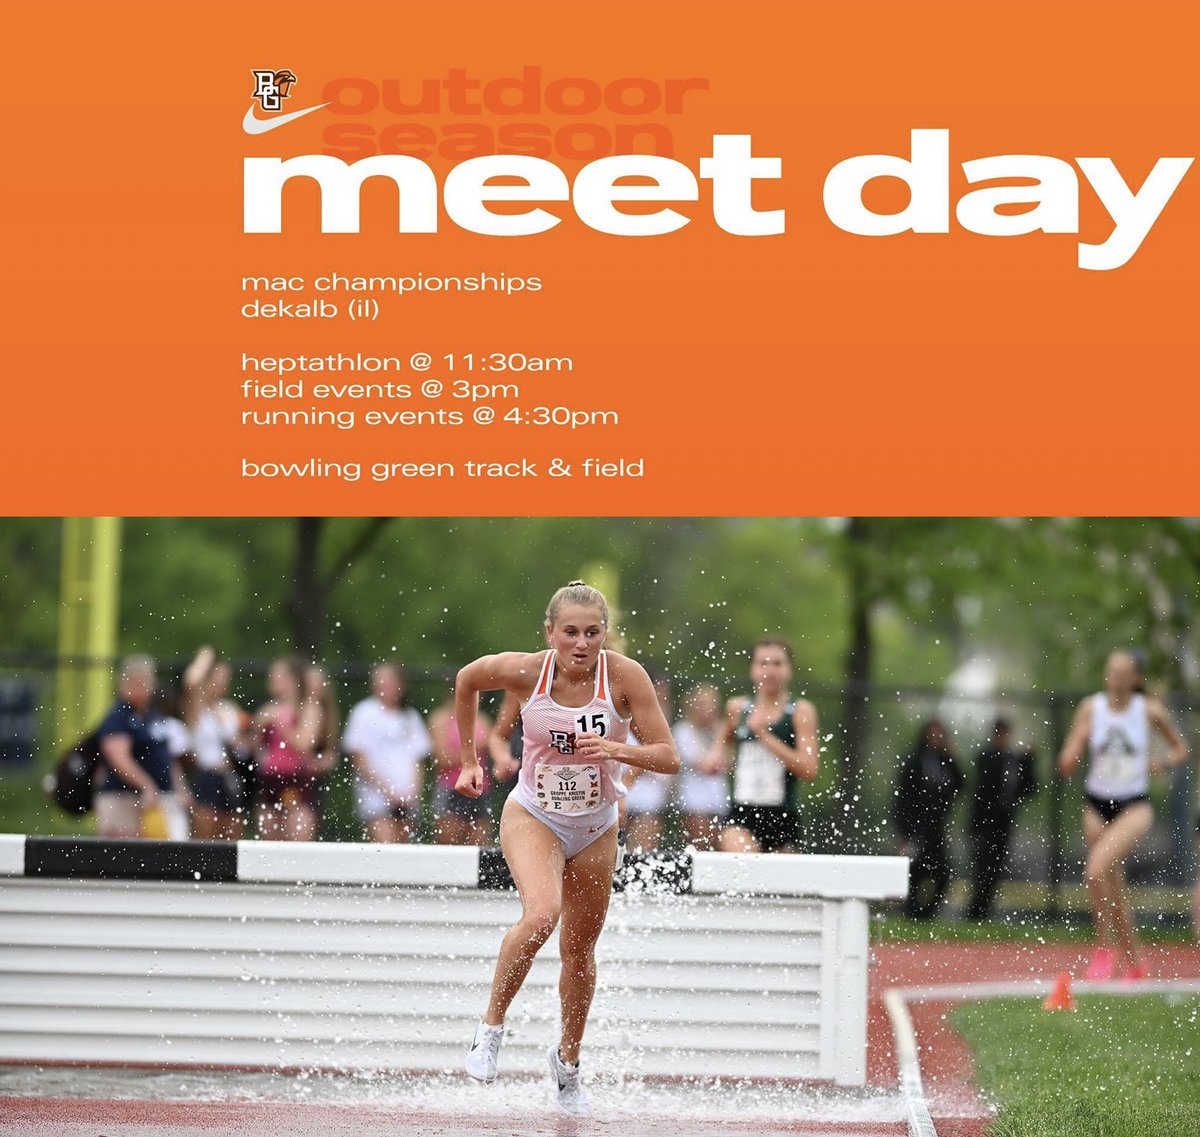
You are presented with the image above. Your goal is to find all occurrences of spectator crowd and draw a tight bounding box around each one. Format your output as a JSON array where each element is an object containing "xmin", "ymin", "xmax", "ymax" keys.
[{"xmin": 74, "ymin": 642, "xmax": 1067, "ymax": 925}]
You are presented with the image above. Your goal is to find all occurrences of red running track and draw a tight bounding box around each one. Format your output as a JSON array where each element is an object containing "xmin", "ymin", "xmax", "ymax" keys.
[{"xmin": 0, "ymin": 1095, "xmax": 908, "ymax": 1137}]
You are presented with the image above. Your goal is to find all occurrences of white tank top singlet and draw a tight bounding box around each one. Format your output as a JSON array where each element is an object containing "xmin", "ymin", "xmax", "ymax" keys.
[
  {"xmin": 515, "ymin": 650, "xmax": 629, "ymax": 819},
  {"xmin": 1085, "ymin": 692, "xmax": 1150, "ymax": 800}
]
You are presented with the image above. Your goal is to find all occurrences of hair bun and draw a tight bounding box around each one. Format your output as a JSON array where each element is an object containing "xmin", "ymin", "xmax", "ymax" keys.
[
  {"xmin": 566, "ymin": 579, "xmax": 587, "ymax": 587},
  {"xmin": 546, "ymin": 581, "xmax": 610, "ymax": 627}
]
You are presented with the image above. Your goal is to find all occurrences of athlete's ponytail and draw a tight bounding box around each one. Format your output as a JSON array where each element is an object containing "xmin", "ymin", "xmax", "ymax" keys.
[{"xmin": 545, "ymin": 581, "xmax": 609, "ymax": 628}]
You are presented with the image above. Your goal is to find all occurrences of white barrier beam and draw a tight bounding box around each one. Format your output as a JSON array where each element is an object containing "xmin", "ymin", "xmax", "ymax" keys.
[
  {"xmin": 692, "ymin": 851, "xmax": 909, "ymax": 898},
  {"xmin": 0, "ymin": 835, "xmax": 907, "ymax": 1086},
  {"xmin": 236, "ymin": 840, "xmax": 481, "ymax": 887},
  {"xmin": 0, "ymin": 834, "xmax": 24, "ymax": 876}
]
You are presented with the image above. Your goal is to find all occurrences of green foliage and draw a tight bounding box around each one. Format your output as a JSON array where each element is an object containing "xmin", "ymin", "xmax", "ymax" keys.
[
  {"xmin": 952, "ymin": 995, "xmax": 1200, "ymax": 1137},
  {"xmin": 6, "ymin": 517, "xmax": 1197, "ymax": 694},
  {"xmin": 0, "ymin": 519, "xmax": 61, "ymax": 648}
]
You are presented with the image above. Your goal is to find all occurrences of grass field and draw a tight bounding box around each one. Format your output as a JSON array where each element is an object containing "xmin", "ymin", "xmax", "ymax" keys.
[
  {"xmin": 0, "ymin": 769, "xmax": 92, "ymax": 838},
  {"xmin": 873, "ymin": 914, "xmax": 1194, "ymax": 945},
  {"xmin": 951, "ymin": 994, "xmax": 1200, "ymax": 1137}
]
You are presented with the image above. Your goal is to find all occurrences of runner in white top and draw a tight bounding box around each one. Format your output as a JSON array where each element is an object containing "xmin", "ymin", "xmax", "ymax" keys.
[
  {"xmin": 1058, "ymin": 649, "xmax": 1187, "ymax": 981},
  {"xmin": 454, "ymin": 581, "xmax": 678, "ymax": 1114}
]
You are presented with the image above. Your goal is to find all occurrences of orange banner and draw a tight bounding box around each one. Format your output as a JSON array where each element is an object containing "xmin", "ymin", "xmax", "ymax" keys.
[{"xmin": 3, "ymin": 1, "xmax": 1197, "ymax": 515}]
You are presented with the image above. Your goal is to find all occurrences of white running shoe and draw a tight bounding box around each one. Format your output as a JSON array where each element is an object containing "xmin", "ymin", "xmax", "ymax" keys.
[
  {"xmin": 548, "ymin": 1044, "xmax": 591, "ymax": 1115},
  {"xmin": 465, "ymin": 1021, "xmax": 504, "ymax": 1082}
]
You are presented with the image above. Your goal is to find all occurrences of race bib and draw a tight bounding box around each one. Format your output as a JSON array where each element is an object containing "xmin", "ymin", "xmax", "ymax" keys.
[
  {"xmin": 733, "ymin": 740, "xmax": 786, "ymax": 806},
  {"xmin": 534, "ymin": 763, "xmax": 603, "ymax": 814}
]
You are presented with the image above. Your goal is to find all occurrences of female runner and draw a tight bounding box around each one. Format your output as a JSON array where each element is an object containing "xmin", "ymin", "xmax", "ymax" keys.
[
  {"xmin": 714, "ymin": 637, "xmax": 819, "ymax": 853},
  {"xmin": 454, "ymin": 581, "xmax": 678, "ymax": 1114},
  {"xmin": 1058, "ymin": 650, "xmax": 1188, "ymax": 980}
]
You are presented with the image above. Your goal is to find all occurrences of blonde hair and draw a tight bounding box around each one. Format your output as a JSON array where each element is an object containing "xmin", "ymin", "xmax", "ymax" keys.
[{"xmin": 545, "ymin": 580, "xmax": 609, "ymax": 628}]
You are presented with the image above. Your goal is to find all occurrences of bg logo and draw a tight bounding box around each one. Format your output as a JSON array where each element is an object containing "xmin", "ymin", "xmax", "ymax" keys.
[
  {"xmin": 252, "ymin": 69, "xmax": 297, "ymax": 113},
  {"xmin": 549, "ymin": 730, "xmax": 576, "ymax": 755}
]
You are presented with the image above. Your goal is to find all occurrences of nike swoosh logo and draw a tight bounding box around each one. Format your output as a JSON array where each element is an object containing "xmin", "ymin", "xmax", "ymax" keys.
[{"xmin": 242, "ymin": 102, "xmax": 330, "ymax": 135}]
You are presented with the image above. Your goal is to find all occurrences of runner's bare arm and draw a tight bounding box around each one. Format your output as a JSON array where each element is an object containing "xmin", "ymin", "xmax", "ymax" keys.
[
  {"xmin": 99, "ymin": 735, "xmax": 158, "ymax": 799},
  {"xmin": 790, "ymin": 701, "xmax": 820, "ymax": 781},
  {"xmin": 455, "ymin": 652, "xmax": 541, "ymax": 795},
  {"xmin": 703, "ymin": 697, "xmax": 744, "ymax": 774},
  {"xmin": 181, "ymin": 646, "xmax": 215, "ymax": 729},
  {"xmin": 576, "ymin": 657, "xmax": 678, "ymax": 774},
  {"xmin": 1147, "ymin": 697, "xmax": 1189, "ymax": 775},
  {"xmin": 1057, "ymin": 699, "xmax": 1092, "ymax": 776},
  {"xmin": 293, "ymin": 700, "xmax": 322, "ymax": 755},
  {"xmin": 749, "ymin": 700, "xmax": 820, "ymax": 781}
]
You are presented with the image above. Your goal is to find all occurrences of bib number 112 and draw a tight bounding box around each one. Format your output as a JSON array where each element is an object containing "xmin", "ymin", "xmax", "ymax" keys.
[{"xmin": 576, "ymin": 713, "xmax": 606, "ymax": 736}]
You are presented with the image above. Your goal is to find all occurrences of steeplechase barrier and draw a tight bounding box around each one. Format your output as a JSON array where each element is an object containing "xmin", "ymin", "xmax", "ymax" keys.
[{"xmin": 0, "ymin": 835, "xmax": 907, "ymax": 1085}]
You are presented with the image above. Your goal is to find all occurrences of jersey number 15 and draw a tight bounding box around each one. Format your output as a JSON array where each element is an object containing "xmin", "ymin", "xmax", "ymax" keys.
[{"xmin": 575, "ymin": 713, "xmax": 606, "ymax": 736}]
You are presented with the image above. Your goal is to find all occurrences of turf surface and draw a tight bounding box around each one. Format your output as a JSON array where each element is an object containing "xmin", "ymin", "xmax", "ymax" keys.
[
  {"xmin": 873, "ymin": 915, "xmax": 1192, "ymax": 945},
  {"xmin": 950, "ymin": 994, "xmax": 1200, "ymax": 1137}
]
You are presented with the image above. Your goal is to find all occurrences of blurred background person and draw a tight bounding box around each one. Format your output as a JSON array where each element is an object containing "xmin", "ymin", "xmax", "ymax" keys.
[
  {"xmin": 716, "ymin": 639, "xmax": 819, "ymax": 853},
  {"xmin": 183, "ymin": 646, "xmax": 245, "ymax": 840},
  {"xmin": 94, "ymin": 656, "xmax": 191, "ymax": 840},
  {"xmin": 253, "ymin": 657, "xmax": 319, "ymax": 841},
  {"xmin": 211, "ymin": 657, "xmax": 255, "ymax": 827},
  {"xmin": 343, "ymin": 662, "xmax": 431, "ymax": 843},
  {"xmin": 623, "ymin": 764, "xmax": 672, "ymax": 852},
  {"xmin": 894, "ymin": 718, "xmax": 964, "ymax": 919},
  {"xmin": 430, "ymin": 689, "xmax": 494, "ymax": 845},
  {"xmin": 623, "ymin": 672, "xmax": 676, "ymax": 852},
  {"xmin": 966, "ymin": 716, "xmax": 1038, "ymax": 921},
  {"xmin": 303, "ymin": 662, "xmax": 342, "ymax": 835},
  {"xmin": 673, "ymin": 683, "xmax": 727, "ymax": 850},
  {"xmin": 149, "ymin": 683, "xmax": 192, "ymax": 839},
  {"xmin": 487, "ymin": 690, "xmax": 524, "ymax": 791}
]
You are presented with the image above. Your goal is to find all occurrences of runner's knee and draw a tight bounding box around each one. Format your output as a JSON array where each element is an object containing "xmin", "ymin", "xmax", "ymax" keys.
[
  {"xmin": 560, "ymin": 944, "xmax": 596, "ymax": 979},
  {"xmin": 520, "ymin": 903, "xmax": 562, "ymax": 945},
  {"xmin": 1085, "ymin": 852, "xmax": 1115, "ymax": 887}
]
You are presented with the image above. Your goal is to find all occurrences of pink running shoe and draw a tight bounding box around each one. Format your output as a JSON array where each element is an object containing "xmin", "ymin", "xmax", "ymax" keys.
[
  {"xmin": 1119, "ymin": 962, "xmax": 1150, "ymax": 984},
  {"xmin": 1083, "ymin": 948, "xmax": 1116, "ymax": 980}
]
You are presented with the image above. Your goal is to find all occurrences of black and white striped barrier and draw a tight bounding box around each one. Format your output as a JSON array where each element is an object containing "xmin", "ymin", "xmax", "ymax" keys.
[{"xmin": 0, "ymin": 835, "xmax": 907, "ymax": 1085}]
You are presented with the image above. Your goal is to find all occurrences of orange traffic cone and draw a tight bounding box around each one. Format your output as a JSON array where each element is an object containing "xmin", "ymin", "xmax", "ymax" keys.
[{"xmin": 1042, "ymin": 971, "xmax": 1076, "ymax": 1011}]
